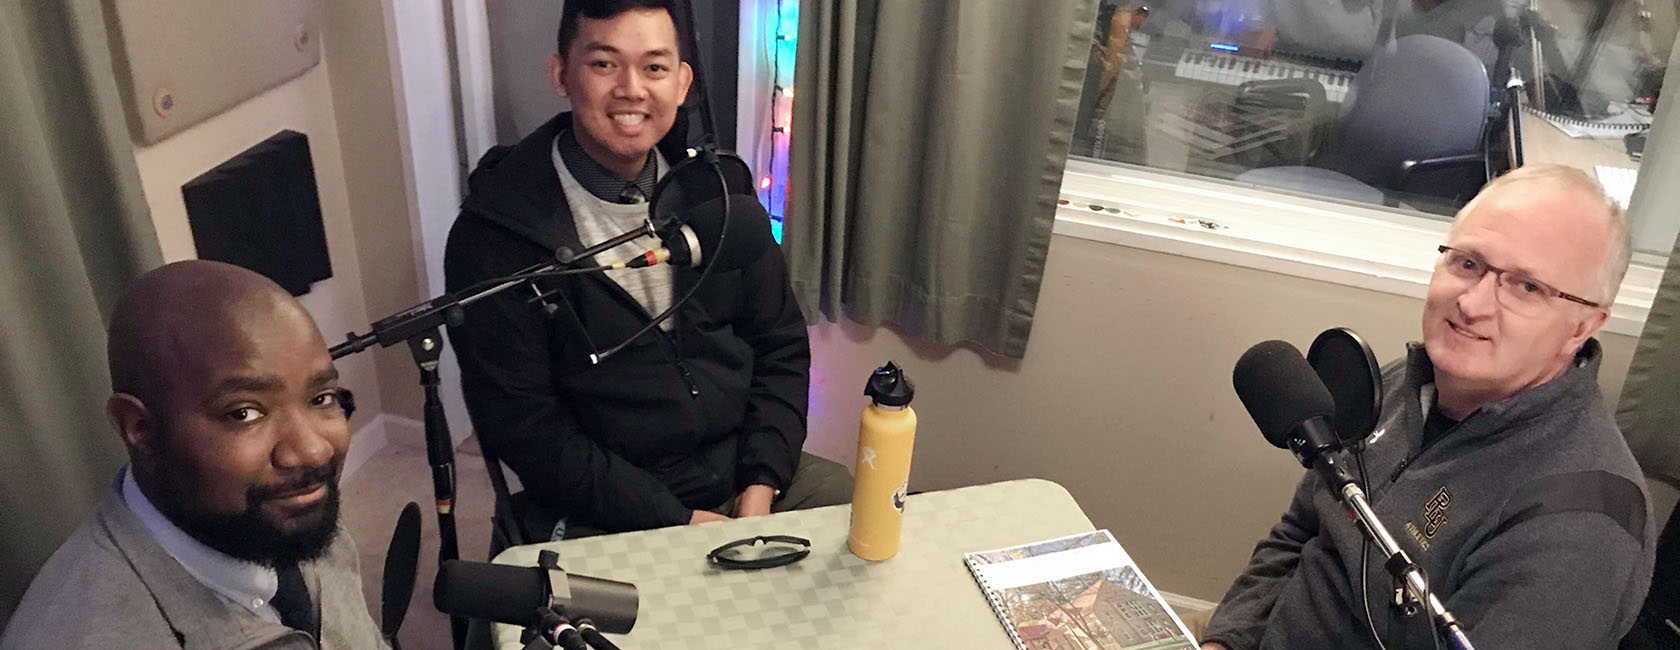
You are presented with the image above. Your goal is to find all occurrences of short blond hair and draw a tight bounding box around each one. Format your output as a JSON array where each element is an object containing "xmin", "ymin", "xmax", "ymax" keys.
[{"xmin": 1451, "ymin": 164, "xmax": 1630, "ymax": 305}]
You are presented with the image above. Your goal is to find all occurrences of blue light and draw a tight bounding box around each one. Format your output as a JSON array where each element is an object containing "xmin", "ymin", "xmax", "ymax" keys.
[
  {"xmin": 770, "ymin": 217, "xmax": 784, "ymax": 244},
  {"xmin": 1209, "ymin": 42, "xmax": 1239, "ymax": 52}
]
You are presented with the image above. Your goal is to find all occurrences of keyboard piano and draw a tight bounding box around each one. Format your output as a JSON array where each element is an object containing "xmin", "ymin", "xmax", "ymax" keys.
[{"xmin": 1144, "ymin": 37, "xmax": 1361, "ymax": 104}]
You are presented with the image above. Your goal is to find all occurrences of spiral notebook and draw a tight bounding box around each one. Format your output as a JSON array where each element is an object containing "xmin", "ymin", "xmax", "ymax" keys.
[
  {"xmin": 964, "ymin": 530, "xmax": 1197, "ymax": 650},
  {"xmin": 1527, "ymin": 106, "xmax": 1651, "ymax": 139}
]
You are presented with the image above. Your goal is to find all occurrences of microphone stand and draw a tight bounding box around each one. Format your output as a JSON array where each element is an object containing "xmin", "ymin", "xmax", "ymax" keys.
[
  {"xmin": 1297, "ymin": 441, "xmax": 1478, "ymax": 650},
  {"xmin": 328, "ymin": 261, "xmax": 613, "ymax": 650}
]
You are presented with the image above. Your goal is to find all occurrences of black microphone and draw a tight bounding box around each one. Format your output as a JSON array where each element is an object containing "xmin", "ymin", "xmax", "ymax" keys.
[
  {"xmin": 620, "ymin": 194, "xmax": 775, "ymax": 272},
  {"xmin": 433, "ymin": 558, "xmax": 638, "ymax": 634},
  {"xmin": 1233, "ymin": 340, "xmax": 1356, "ymax": 492}
]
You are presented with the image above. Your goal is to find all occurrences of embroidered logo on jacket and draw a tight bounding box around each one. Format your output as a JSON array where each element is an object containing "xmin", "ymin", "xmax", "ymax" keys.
[{"xmin": 1405, "ymin": 487, "xmax": 1452, "ymax": 550}]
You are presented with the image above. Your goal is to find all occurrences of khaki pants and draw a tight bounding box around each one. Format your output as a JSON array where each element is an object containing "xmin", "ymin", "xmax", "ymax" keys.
[
  {"xmin": 706, "ymin": 452, "xmax": 856, "ymax": 514},
  {"xmin": 1177, "ymin": 606, "xmax": 1216, "ymax": 645}
]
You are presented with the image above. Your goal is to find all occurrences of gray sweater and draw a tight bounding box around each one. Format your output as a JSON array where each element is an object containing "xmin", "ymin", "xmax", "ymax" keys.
[
  {"xmin": 1, "ymin": 478, "xmax": 387, "ymax": 650},
  {"xmin": 1204, "ymin": 339, "xmax": 1655, "ymax": 650}
]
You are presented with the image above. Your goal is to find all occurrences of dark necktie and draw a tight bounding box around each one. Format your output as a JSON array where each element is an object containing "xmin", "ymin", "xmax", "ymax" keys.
[{"xmin": 271, "ymin": 562, "xmax": 319, "ymax": 639}]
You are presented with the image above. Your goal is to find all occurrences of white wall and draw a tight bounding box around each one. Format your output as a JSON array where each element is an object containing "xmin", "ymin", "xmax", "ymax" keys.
[
  {"xmin": 803, "ymin": 233, "xmax": 1645, "ymax": 601},
  {"xmin": 386, "ymin": 0, "xmax": 473, "ymax": 444},
  {"xmin": 130, "ymin": 64, "xmax": 386, "ymax": 435}
]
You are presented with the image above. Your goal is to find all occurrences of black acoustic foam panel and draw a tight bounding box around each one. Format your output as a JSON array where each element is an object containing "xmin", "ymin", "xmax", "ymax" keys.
[{"xmin": 182, "ymin": 129, "xmax": 332, "ymax": 295}]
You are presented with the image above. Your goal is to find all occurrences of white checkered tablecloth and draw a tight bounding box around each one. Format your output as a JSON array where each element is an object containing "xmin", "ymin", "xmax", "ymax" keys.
[{"xmin": 491, "ymin": 478, "xmax": 1097, "ymax": 649}]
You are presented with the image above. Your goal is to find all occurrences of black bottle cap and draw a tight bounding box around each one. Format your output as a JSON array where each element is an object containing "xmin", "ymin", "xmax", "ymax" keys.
[{"xmin": 864, "ymin": 361, "xmax": 915, "ymax": 407}]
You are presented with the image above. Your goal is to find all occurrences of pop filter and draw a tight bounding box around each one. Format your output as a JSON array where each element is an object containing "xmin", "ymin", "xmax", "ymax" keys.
[
  {"xmin": 380, "ymin": 502, "xmax": 422, "ymax": 645},
  {"xmin": 1306, "ymin": 327, "xmax": 1383, "ymax": 446},
  {"xmin": 650, "ymin": 149, "xmax": 754, "ymax": 230}
]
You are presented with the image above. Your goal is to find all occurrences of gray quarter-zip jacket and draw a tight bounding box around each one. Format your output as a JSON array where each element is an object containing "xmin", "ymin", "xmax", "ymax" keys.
[{"xmin": 1204, "ymin": 339, "xmax": 1655, "ymax": 650}]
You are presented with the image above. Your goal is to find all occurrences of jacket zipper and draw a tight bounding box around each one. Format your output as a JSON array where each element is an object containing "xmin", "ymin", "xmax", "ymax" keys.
[{"xmin": 577, "ymin": 261, "xmax": 699, "ymax": 399}]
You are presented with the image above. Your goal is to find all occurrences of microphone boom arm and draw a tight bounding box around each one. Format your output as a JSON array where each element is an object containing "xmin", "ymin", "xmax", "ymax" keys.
[{"xmin": 1336, "ymin": 478, "xmax": 1478, "ymax": 650}]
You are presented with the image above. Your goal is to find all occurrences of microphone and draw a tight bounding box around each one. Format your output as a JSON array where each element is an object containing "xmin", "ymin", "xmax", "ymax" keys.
[
  {"xmin": 433, "ymin": 556, "xmax": 638, "ymax": 634},
  {"xmin": 1232, "ymin": 340, "xmax": 1356, "ymax": 492},
  {"xmin": 619, "ymin": 194, "xmax": 775, "ymax": 272},
  {"xmin": 1234, "ymin": 340, "xmax": 1481, "ymax": 649}
]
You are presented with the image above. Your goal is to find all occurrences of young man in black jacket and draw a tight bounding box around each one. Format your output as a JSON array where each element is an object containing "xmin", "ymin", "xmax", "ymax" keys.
[{"xmin": 444, "ymin": 0, "xmax": 850, "ymax": 539}]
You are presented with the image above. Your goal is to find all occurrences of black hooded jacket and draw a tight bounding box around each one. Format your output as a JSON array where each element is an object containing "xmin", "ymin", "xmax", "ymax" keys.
[{"xmin": 443, "ymin": 112, "xmax": 810, "ymax": 533}]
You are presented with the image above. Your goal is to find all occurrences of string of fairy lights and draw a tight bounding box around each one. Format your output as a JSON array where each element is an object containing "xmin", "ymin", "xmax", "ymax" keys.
[{"xmin": 756, "ymin": 0, "xmax": 796, "ymax": 242}]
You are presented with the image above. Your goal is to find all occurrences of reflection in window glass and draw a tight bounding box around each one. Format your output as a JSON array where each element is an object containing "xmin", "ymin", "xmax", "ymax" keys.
[{"xmin": 1072, "ymin": 0, "xmax": 1676, "ymax": 252}]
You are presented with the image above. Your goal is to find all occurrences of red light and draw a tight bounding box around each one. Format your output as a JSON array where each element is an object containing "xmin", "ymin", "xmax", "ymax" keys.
[{"xmin": 760, "ymin": 176, "xmax": 772, "ymax": 189}]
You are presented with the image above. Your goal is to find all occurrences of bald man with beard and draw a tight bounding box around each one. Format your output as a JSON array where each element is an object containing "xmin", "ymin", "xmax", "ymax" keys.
[{"xmin": 1, "ymin": 261, "xmax": 386, "ymax": 649}]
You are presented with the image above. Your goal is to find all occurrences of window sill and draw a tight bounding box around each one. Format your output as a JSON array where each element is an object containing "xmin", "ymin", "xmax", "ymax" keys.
[{"xmin": 1053, "ymin": 159, "xmax": 1659, "ymax": 338}]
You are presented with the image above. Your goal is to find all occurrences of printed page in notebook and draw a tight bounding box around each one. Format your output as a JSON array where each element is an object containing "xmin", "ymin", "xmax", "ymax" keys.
[{"xmin": 966, "ymin": 530, "xmax": 1196, "ymax": 650}]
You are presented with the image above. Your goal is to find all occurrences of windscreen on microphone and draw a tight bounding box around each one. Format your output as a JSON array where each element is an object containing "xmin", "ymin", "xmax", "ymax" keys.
[
  {"xmin": 1233, "ymin": 340, "xmax": 1337, "ymax": 450},
  {"xmin": 434, "ymin": 559, "xmax": 640, "ymax": 634},
  {"xmin": 434, "ymin": 560, "xmax": 546, "ymax": 626},
  {"xmin": 667, "ymin": 193, "xmax": 776, "ymax": 271}
]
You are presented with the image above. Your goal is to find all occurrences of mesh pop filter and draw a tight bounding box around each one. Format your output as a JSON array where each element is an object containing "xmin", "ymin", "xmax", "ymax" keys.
[{"xmin": 1306, "ymin": 327, "xmax": 1383, "ymax": 445}]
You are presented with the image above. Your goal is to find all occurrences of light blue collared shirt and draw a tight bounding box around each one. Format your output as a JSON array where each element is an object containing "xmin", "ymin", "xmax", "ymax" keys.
[{"xmin": 120, "ymin": 466, "xmax": 283, "ymax": 624}]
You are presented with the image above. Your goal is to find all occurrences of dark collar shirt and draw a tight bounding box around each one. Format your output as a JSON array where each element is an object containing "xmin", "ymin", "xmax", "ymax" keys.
[{"xmin": 555, "ymin": 128, "xmax": 658, "ymax": 204}]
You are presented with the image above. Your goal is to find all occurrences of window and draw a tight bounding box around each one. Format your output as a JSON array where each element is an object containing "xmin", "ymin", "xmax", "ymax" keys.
[{"xmin": 1070, "ymin": 0, "xmax": 1677, "ymax": 254}]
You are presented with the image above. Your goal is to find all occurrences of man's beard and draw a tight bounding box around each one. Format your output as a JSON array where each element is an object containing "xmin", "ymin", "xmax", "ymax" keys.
[{"xmin": 163, "ymin": 463, "xmax": 343, "ymax": 567}]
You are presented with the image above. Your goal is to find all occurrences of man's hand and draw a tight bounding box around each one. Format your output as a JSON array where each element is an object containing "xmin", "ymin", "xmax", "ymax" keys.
[
  {"xmin": 734, "ymin": 484, "xmax": 776, "ymax": 518},
  {"xmin": 1200, "ymin": 643, "xmax": 1230, "ymax": 650},
  {"xmin": 689, "ymin": 509, "xmax": 731, "ymax": 525}
]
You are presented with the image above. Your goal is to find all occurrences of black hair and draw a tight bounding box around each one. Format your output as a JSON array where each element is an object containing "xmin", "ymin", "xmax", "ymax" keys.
[{"xmin": 556, "ymin": 0, "xmax": 682, "ymax": 57}]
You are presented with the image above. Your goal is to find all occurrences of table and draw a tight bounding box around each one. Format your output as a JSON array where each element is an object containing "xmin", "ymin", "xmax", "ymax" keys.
[
  {"xmin": 491, "ymin": 479, "xmax": 1100, "ymax": 649},
  {"xmin": 1519, "ymin": 111, "xmax": 1641, "ymax": 170}
]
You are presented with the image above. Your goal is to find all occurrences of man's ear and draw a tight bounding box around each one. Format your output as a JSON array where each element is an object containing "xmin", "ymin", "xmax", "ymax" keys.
[
  {"xmin": 108, "ymin": 393, "xmax": 160, "ymax": 457},
  {"xmin": 547, "ymin": 52, "xmax": 568, "ymax": 97},
  {"xmin": 1562, "ymin": 307, "xmax": 1610, "ymax": 357},
  {"xmin": 677, "ymin": 60, "xmax": 694, "ymax": 99}
]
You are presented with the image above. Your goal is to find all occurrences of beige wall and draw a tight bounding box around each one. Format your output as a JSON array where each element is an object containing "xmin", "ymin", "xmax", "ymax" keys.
[
  {"xmin": 322, "ymin": 0, "xmax": 425, "ymax": 422},
  {"xmin": 129, "ymin": 67, "xmax": 386, "ymax": 434},
  {"xmin": 124, "ymin": 5, "xmax": 423, "ymax": 430},
  {"xmin": 804, "ymin": 233, "xmax": 1644, "ymax": 602}
]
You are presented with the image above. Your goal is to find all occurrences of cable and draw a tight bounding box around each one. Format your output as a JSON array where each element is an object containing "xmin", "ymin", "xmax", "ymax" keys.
[
  {"xmin": 591, "ymin": 158, "xmax": 732, "ymax": 363},
  {"xmin": 576, "ymin": 620, "xmax": 624, "ymax": 650},
  {"xmin": 1354, "ymin": 449, "xmax": 1390, "ymax": 650}
]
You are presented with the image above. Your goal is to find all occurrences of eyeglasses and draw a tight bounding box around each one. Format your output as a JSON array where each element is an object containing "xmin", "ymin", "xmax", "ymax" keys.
[
  {"xmin": 706, "ymin": 535, "xmax": 811, "ymax": 570},
  {"xmin": 1435, "ymin": 246, "xmax": 1600, "ymax": 313}
]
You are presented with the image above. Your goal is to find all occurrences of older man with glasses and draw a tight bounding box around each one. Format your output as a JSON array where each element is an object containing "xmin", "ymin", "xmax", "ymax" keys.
[{"xmin": 1198, "ymin": 164, "xmax": 1656, "ymax": 650}]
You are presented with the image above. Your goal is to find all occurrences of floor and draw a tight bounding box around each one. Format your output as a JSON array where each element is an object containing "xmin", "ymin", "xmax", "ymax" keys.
[{"xmin": 341, "ymin": 434, "xmax": 496, "ymax": 650}]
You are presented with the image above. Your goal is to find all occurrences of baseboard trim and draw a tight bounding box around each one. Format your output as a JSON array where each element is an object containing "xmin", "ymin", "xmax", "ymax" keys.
[
  {"xmin": 343, "ymin": 415, "xmax": 390, "ymax": 480},
  {"xmin": 344, "ymin": 414, "xmax": 426, "ymax": 479},
  {"xmin": 1162, "ymin": 591, "xmax": 1219, "ymax": 613},
  {"xmin": 383, "ymin": 414, "xmax": 426, "ymax": 450}
]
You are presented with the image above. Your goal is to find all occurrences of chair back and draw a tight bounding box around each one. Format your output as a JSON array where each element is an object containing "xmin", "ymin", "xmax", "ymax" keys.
[
  {"xmin": 1329, "ymin": 35, "xmax": 1490, "ymax": 189},
  {"xmin": 479, "ymin": 443, "xmax": 529, "ymax": 556}
]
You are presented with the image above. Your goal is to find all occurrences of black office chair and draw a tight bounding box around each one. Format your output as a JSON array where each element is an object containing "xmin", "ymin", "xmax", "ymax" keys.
[
  {"xmin": 1236, "ymin": 35, "xmax": 1492, "ymax": 209},
  {"xmin": 480, "ymin": 443, "xmax": 535, "ymax": 556},
  {"xmin": 1622, "ymin": 500, "xmax": 1680, "ymax": 649}
]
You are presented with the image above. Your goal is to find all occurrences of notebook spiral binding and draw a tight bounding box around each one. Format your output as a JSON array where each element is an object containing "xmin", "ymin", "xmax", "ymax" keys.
[
  {"xmin": 1524, "ymin": 106, "xmax": 1649, "ymax": 131},
  {"xmin": 965, "ymin": 555, "xmax": 1029, "ymax": 650}
]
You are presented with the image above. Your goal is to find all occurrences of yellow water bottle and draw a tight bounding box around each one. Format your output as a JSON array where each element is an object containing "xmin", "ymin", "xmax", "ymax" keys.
[{"xmin": 848, "ymin": 361, "xmax": 917, "ymax": 561}]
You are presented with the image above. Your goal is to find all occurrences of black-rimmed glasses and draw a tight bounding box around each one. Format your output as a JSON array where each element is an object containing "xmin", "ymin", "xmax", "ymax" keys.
[
  {"xmin": 1436, "ymin": 246, "xmax": 1601, "ymax": 313},
  {"xmin": 706, "ymin": 535, "xmax": 811, "ymax": 570}
]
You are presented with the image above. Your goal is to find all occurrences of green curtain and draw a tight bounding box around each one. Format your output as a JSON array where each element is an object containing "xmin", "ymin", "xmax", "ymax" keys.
[
  {"xmin": 1616, "ymin": 41, "xmax": 1680, "ymax": 490},
  {"xmin": 785, "ymin": 0, "xmax": 1097, "ymax": 358},
  {"xmin": 0, "ymin": 0, "xmax": 161, "ymax": 621}
]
